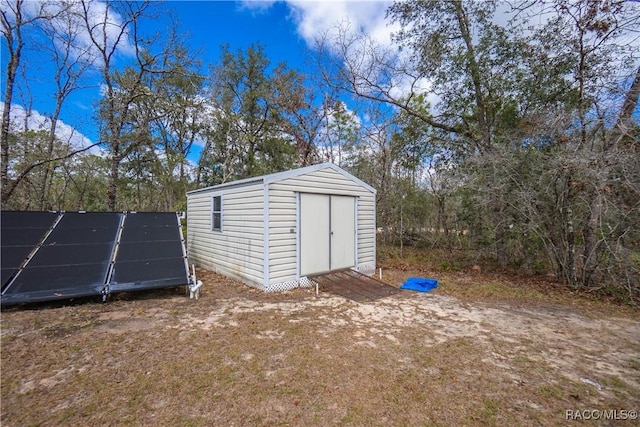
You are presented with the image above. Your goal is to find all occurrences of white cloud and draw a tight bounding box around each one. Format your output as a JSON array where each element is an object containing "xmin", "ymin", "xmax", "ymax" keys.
[
  {"xmin": 287, "ymin": 0, "xmax": 395, "ymax": 47},
  {"xmin": 244, "ymin": 0, "xmax": 434, "ymax": 103},
  {"xmin": 240, "ymin": 0, "xmax": 395, "ymax": 48},
  {"xmin": 71, "ymin": 0, "xmax": 137, "ymax": 58},
  {"xmin": 3, "ymin": 104, "xmax": 101, "ymax": 155},
  {"xmin": 238, "ymin": 0, "xmax": 278, "ymax": 13},
  {"xmin": 389, "ymin": 75, "xmax": 434, "ymax": 104}
]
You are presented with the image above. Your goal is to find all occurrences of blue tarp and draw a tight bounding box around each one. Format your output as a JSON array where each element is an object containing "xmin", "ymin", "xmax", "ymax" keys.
[{"xmin": 400, "ymin": 277, "xmax": 439, "ymax": 293}]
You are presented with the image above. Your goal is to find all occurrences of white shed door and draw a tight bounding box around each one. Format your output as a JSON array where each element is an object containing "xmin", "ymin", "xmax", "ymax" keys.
[
  {"xmin": 330, "ymin": 195, "xmax": 356, "ymax": 270},
  {"xmin": 300, "ymin": 193, "xmax": 355, "ymax": 276},
  {"xmin": 300, "ymin": 193, "xmax": 330, "ymax": 275}
]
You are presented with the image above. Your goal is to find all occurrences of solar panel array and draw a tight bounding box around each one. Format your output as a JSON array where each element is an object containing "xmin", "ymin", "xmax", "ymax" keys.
[{"xmin": 1, "ymin": 211, "xmax": 189, "ymax": 305}]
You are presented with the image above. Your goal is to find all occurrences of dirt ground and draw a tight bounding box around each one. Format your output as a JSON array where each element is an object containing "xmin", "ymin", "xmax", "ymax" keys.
[{"xmin": 1, "ymin": 269, "xmax": 639, "ymax": 426}]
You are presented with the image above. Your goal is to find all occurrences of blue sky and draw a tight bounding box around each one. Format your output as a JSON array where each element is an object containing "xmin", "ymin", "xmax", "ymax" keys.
[
  {"xmin": 168, "ymin": 1, "xmax": 310, "ymax": 69},
  {"xmin": 6, "ymin": 0, "xmax": 638, "ymax": 161},
  {"xmin": 3, "ymin": 0, "xmax": 394, "ymax": 155}
]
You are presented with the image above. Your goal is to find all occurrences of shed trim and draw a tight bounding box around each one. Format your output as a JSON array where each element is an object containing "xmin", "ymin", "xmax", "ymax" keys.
[
  {"xmin": 354, "ymin": 196, "xmax": 359, "ymax": 268},
  {"xmin": 263, "ymin": 162, "xmax": 376, "ymax": 194},
  {"xmin": 295, "ymin": 191, "xmax": 301, "ymax": 280},
  {"xmin": 188, "ymin": 177, "xmax": 264, "ymax": 195},
  {"xmin": 262, "ymin": 182, "xmax": 269, "ymax": 287},
  {"xmin": 187, "ymin": 162, "xmax": 377, "ymax": 196}
]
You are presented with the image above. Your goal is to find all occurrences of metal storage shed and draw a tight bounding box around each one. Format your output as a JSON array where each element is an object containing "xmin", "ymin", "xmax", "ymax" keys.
[{"xmin": 186, "ymin": 162, "xmax": 376, "ymax": 291}]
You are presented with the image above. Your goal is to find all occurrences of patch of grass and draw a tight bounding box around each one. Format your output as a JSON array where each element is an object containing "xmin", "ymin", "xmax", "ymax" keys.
[
  {"xmin": 379, "ymin": 245, "xmax": 639, "ymax": 311},
  {"xmin": 512, "ymin": 354, "xmax": 537, "ymax": 367},
  {"xmin": 628, "ymin": 357, "xmax": 640, "ymax": 371},
  {"xmin": 480, "ymin": 398, "xmax": 500, "ymax": 423},
  {"xmin": 439, "ymin": 259, "xmax": 462, "ymax": 272},
  {"xmin": 611, "ymin": 378, "xmax": 628, "ymax": 390},
  {"xmin": 475, "ymin": 281, "xmax": 545, "ymax": 299},
  {"xmin": 167, "ymin": 415, "xmax": 207, "ymax": 426},
  {"xmin": 538, "ymin": 384, "xmax": 563, "ymax": 400},
  {"xmin": 603, "ymin": 375, "xmax": 628, "ymax": 390}
]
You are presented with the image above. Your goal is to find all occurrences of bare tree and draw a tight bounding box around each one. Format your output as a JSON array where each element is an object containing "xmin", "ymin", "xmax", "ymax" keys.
[
  {"xmin": 0, "ymin": 0, "xmax": 52, "ymax": 207},
  {"xmin": 78, "ymin": 0, "xmax": 155, "ymax": 211},
  {"xmin": 36, "ymin": 1, "xmax": 95, "ymax": 209}
]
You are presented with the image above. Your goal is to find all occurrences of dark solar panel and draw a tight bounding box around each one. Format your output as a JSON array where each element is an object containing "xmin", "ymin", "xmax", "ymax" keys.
[
  {"xmin": 54, "ymin": 211, "xmax": 121, "ymax": 228},
  {"xmin": 28, "ymin": 243, "xmax": 115, "ymax": 267},
  {"xmin": 1, "ymin": 211, "xmax": 59, "ymax": 229},
  {"xmin": 1, "ymin": 269, "xmax": 16, "ymax": 289},
  {"xmin": 2, "ymin": 227, "xmax": 56, "ymax": 247},
  {"xmin": 1, "ymin": 211, "xmax": 189, "ymax": 305},
  {"xmin": 109, "ymin": 258, "xmax": 189, "ymax": 291},
  {"xmin": 1, "ymin": 212, "xmax": 121, "ymax": 303},
  {"xmin": 116, "ymin": 241, "xmax": 184, "ymax": 261},
  {"xmin": 110, "ymin": 212, "xmax": 188, "ymax": 291},
  {"xmin": 1, "ymin": 264, "xmax": 111, "ymax": 304},
  {"xmin": 123, "ymin": 212, "xmax": 180, "ymax": 228},
  {"xmin": 1, "ymin": 211, "xmax": 58, "ymax": 289},
  {"xmin": 45, "ymin": 212, "xmax": 121, "ymax": 244},
  {"xmin": 118, "ymin": 226, "xmax": 181, "ymax": 243},
  {"xmin": 2, "ymin": 247, "xmax": 32, "ymax": 271}
]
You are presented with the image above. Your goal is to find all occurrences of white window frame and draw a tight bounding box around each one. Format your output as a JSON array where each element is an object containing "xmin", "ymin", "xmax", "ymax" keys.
[{"xmin": 211, "ymin": 194, "xmax": 223, "ymax": 232}]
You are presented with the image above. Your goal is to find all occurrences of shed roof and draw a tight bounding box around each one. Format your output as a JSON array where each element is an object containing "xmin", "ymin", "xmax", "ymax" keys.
[{"xmin": 187, "ymin": 162, "xmax": 376, "ymax": 195}]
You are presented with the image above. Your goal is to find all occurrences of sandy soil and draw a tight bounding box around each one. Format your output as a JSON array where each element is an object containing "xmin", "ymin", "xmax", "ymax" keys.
[{"xmin": 1, "ymin": 269, "xmax": 639, "ymax": 426}]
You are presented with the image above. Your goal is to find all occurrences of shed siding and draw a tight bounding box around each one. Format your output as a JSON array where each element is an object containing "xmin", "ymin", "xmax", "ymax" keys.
[
  {"xmin": 187, "ymin": 163, "xmax": 376, "ymax": 290},
  {"xmin": 267, "ymin": 168, "xmax": 376, "ymax": 285},
  {"xmin": 187, "ymin": 183, "xmax": 265, "ymax": 287}
]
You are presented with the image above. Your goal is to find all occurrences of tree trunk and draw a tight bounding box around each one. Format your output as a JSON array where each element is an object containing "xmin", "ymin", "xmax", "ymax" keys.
[
  {"xmin": 492, "ymin": 195, "xmax": 507, "ymax": 267},
  {"xmin": 39, "ymin": 104, "xmax": 63, "ymax": 210},
  {"xmin": 0, "ymin": 1, "xmax": 24, "ymax": 208},
  {"xmin": 107, "ymin": 154, "xmax": 119, "ymax": 211},
  {"xmin": 581, "ymin": 191, "xmax": 601, "ymax": 286}
]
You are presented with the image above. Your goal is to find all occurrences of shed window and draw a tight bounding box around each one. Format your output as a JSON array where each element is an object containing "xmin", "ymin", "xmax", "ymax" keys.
[{"xmin": 212, "ymin": 195, "xmax": 222, "ymax": 232}]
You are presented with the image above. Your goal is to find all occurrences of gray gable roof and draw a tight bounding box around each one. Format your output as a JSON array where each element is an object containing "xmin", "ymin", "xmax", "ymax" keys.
[{"xmin": 187, "ymin": 162, "xmax": 376, "ymax": 195}]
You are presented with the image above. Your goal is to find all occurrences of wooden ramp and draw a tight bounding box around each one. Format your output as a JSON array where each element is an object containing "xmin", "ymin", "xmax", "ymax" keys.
[{"xmin": 308, "ymin": 269, "xmax": 400, "ymax": 302}]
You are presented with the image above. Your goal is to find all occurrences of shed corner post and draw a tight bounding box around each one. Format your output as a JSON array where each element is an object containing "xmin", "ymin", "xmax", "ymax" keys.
[
  {"xmin": 372, "ymin": 188, "xmax": 377, "ymax": 275},
  {"xmin": 262, "ymin": 181, "xmax": 270, "ymax": 289},
  {"xmin": 295, "ymin": 191, "xmax": 300, "ymax": 280},
  {"xmin": 354, "ymin": 196, "xmax": 359, "ymax": 270}
]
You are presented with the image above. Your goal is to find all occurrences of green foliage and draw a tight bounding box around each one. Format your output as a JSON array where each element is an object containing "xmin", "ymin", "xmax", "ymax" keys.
[
  {"xmin": 4, "ymin": 0, "xmax": 638, "ymax": 302},
  {"xmin": 1, "ymin": 130, "xmax": 108, "ymax": 211},
  {"xmin": 373, "ymin": 0, "xmax": 639, "ymax": 298},
  {"xmin": 198, "ymin": 44, "xmax": 301, "ymax": 185}
]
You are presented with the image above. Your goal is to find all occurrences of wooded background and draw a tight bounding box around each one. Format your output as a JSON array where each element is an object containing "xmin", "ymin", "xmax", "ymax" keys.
[{"xmin": 2, "ymin": 0, "xmax": 638, "ymax": 300}]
